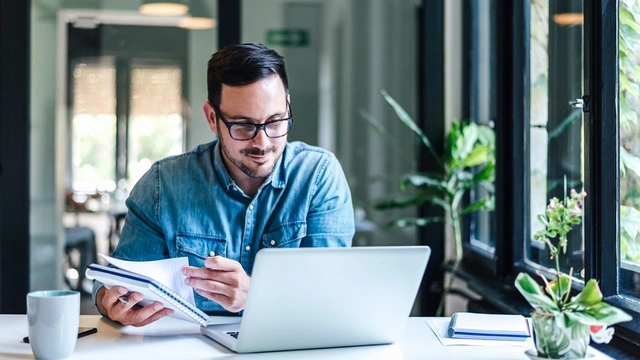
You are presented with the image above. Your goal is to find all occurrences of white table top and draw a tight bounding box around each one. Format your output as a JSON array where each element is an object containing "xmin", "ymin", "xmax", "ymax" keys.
[{"xmin": 0, "ymin": 315, "xmax": 612, "ymax": 360}]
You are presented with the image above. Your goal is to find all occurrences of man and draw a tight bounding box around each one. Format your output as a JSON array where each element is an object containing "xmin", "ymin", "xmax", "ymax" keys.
[{"xmin": 93, "ymin": 43, "xmax": 355, "ymax": 326}]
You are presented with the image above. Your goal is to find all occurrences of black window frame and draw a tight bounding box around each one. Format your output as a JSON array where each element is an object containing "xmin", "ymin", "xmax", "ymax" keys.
[
  {"xmin": 461, "ymin": 0, "xmax": 640, "ymax": 351},
  {"xmin": 461, "ymin": 0, "xmax": 523, "ymax": 279}
]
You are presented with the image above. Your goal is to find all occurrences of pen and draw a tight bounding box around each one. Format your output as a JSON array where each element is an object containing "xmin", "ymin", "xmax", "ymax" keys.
[
  {"xmin": 23, "ymin": 327, "xmax": 98, "ymax": 343},
  {"xmin": 104, "ymin": 285, "xmax": 130, "ymax": 305}
]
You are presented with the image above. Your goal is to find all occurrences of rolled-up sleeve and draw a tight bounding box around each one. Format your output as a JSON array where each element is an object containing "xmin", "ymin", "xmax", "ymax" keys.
[{"xmin": 302, "ymin": 153, "xmax": 355, "ymax": 247}]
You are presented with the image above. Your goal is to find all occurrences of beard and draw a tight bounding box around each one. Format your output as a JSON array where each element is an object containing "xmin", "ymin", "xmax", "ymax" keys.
[{"xmin": 218, "ymin": 133, "xmax": 280, "ymax": 179}]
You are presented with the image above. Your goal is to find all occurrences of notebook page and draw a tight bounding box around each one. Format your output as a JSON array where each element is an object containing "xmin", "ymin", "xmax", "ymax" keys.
[
  {"xmin": 451, "ymin": 313, "xmax": 529, "ymax": 336},
  {"xmin": 99, "ymin": 254, "xmax": 195, "ymax": 305}
]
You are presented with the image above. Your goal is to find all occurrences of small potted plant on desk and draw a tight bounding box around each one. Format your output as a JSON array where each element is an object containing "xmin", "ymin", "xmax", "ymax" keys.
[{"xmin": 515, "ymin": 190, "xmax": 632, "ymax": 359}]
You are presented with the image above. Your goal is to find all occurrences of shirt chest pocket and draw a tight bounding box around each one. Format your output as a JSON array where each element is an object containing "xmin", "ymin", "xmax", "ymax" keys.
[
  {"xmin": 175, "ymin": 233, "xmax": 227, "ymax": 267},
  {"xmin": 262, "ymin": 221, "xmax": 307, "ymax": 248}
]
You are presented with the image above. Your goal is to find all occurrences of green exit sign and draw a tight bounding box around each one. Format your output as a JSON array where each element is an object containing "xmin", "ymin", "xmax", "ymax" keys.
[{"xmin": 266, "ymin": 29, "xmax": 309, "ymax": 47}]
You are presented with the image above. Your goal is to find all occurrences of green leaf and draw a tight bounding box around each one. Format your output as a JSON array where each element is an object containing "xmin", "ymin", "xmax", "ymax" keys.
[
  {"xmin": 478, "ymin": 180, "xmax": 495, "ymax": 194},
  {"xmin": 476, "ymin": 124, "xmax": 495, "ymax": 148},
  {"xmin": 400, "ymin": 174, "xmax": 445, "ymax": 189},
  {"xmin": 537, "ymin": 214, "xmax": 548, "ymax": 226},
  {"xmin": 386, "ymin": 216, "xmax": 445, "ymax": 228},
  {"xmin": 460, "ymin": 197, "xmax": 494, "ymax": 215},
  {"xmin": 620, "ymin": 147, "xmax": 640, "ymax": 178},
  {"xmin": 572, "ymin": 279, "xmax": 602, "ymax": 306},
  {"xmin": 358, "ymin": 109, "xmax": 403, "ymax": 152},
  {"xmin": 381, "ymin": 90, "xmax": 444, "ymax": 169},
  {"xmin": 461, "ymin": 145, "xmax": 491, "ymax": 167},
  {"xmin": 545, "ymin": 274, "xmax": 571, "ymax": 300},
  {"xmin": 514, "ymin": 273, "xmax": 559, "ymax": 312},
  {"xmin": 621, "ymin": 73, "xmax": 639, "ymax": 99},
  {"xmin": 620, "ymin": 205, "xmax": 640, "ymax": 242},
  {"xmin": 472, "ymin": 161, "xmax": 495, "ymax": 183},
  {"xmin": 621, "ymin": 8, "xmax": 640, "ymax": 33},
  {"xmin": 583, "ymin": 302, "xmax": 633, "ymax": 326},
  {"xmin": 564, "ymin": 311, "xmax": 600, "ymax": 326},
  {"xmin": 452, "ymin": 122, "xmax": 478, "ymax": 162}
]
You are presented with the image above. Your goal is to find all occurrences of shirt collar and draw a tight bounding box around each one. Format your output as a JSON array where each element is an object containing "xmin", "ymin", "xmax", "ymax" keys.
[{"xmin": 213, "ymin": 140, "xmax": 287, "ymax": 191}]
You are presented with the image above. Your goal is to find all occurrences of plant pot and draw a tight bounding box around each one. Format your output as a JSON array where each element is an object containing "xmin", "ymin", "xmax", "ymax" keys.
[{"xmin": 531, "ymin": 311, "xmax": 590, "ymax": 359}]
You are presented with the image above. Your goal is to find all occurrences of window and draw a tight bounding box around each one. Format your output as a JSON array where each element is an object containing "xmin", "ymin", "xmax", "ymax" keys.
[
  {"xmin": 619, "ymin": 0, "xmax": 640, "ymax": 301},
  {"xmin": 461, "ymin": 0, "xmax": 640, "ymax": 348},
  {"xmin": 127, "ymin": 64, "xmax": 184, "ymax": 185},
  {"xmin": 465, "ymin": 0, "xmax": 498, "ymax": 256},
  {"xmin": 67, "ymin": 25, "xmax": 187, "ymax": 194},
  {"xmin": 71, "ymin": 61, "xmax": 117, "ymax": 192},
  {"xmin": 527, "ymin": 0, "xmax": 584, "ymax": 279}
]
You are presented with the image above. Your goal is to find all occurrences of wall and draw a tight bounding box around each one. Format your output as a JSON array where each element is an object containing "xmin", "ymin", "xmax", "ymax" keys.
[
  {"xmin": 187, "ymin": 3, "xmax": 219, "ymax": 150},
  {"xmin": 443, "ymin": 0, "xmax": 469, "ymax": 316},
  {"xmin": 242, "ymin": 0, "xmax": 421, "ymax": 247},
  {"xmin": 31, "ymin": 0, "xmax": 65, "ymax": 291}
]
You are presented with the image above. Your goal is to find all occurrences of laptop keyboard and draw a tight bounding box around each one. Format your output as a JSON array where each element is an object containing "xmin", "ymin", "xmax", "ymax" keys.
[{"xmin": 226, "ymin": 331, "xmax": 239, "ymax": 339}]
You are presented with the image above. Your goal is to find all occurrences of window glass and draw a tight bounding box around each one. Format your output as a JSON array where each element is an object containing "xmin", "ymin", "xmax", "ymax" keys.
[
  {"xmin": 619, "ymin": 0, "xmax": 640, "ymax": 298},
  {"xmin": 468, "ymin": 0, "xmax": 497, "ymax": 254},
  {"xmin": 128, "ymin": 65, "xmax": 184, "ymax": 185},
  {"xmin": 71, "ymin": 61, "xmax": 117, "ymax": 192},
  {"xmin": 528, "ymin": 0, "xmax": 584, "ymax": 278}
]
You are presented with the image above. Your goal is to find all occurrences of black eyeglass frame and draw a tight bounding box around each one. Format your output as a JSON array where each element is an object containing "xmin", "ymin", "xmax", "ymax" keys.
[{"xmin": 214, "ymin": 102, "xmax": 293, "ymax": 141}]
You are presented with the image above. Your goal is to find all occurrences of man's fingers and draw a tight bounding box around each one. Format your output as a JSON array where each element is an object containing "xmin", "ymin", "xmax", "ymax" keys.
[
  {"xmin": 103, "ymin": 286, "xmax": 129, "ymax": 304},
  {"xmin": 204, "ymin": 256, "xmax": 239, "ymax": 270},
  {"xmin": 194, "ymin": 289, "xmax": 241, "ymax": 312},
  {"xmin": 185, "ymin": 277, "xmax": 232, "ymax": 297},
  {"xmin": 106, "ymin": 292, "xmax": 144, "ymax": 320},
  {"xmin": 183, "ymin": 267, "xmax": 238, "ymax": 286},
  {"xmin": 126, "ymin": 302, "xmax": 168, "ymax": 326},
  {"xmin": 133, "ymin": 308, "xmax": 174, "ymax": 327}
]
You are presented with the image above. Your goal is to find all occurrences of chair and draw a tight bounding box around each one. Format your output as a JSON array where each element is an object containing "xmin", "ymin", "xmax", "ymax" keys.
[{"xmin": 64, "ymin": 226, "xmax": 97, "ymax": 294}]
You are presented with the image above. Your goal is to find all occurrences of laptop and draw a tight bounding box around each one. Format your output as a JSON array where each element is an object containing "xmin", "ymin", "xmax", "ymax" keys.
[{"xmin": 200, "ymin": 246, "xmax": 430, "ymax": 353}]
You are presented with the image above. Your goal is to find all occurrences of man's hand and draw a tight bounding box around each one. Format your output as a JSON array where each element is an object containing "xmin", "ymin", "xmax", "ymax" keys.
[
  {"xmin": 182, "ymin": 256, "xmax": 251, "ymax": 313},
  {"xmin": 96, "ymin": 286, "xmax": 174, "ymax": 327}
]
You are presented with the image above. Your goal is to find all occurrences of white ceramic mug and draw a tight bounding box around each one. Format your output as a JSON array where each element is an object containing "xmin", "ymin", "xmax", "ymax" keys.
[{"xmin": 27, "ymin": 290, "xmax": 80, "ymax": 360}]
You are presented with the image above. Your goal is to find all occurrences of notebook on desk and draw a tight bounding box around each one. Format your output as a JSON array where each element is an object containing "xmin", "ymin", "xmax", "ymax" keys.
[{"xmin": 200, "ymin": 246, "xmax": 431, "ymax": 353}]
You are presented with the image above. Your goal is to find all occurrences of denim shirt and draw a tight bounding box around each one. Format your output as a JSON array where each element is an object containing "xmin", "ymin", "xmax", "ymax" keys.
[{"xmin": 93, "ymin": 140, "xmax": 354, "ymax": 314}]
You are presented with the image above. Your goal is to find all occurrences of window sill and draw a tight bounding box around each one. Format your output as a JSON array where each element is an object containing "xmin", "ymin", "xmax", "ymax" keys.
[{"xmin": 449, "ymin": 262, "xmax": 640, "ymax": 360}]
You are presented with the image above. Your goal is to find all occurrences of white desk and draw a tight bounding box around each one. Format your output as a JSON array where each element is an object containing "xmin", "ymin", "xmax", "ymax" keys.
[{"xmin": 0, "ymin": 315, "xmax": 612, "ymax": 360}]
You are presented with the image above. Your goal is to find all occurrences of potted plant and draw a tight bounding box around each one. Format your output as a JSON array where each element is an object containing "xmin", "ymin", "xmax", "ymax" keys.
[
  {"xmin": 515, "ymin": 190, "xmax": 632, "ymax": 359},
  {"xmin": 363, "ymin": 90, "xmax": 495, "ymax": 316}
]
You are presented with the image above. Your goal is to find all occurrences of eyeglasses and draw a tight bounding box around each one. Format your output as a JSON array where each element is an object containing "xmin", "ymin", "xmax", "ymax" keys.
[{"xmin": 214, "ymin": 102, "xmax": 293, "ymax": 141}]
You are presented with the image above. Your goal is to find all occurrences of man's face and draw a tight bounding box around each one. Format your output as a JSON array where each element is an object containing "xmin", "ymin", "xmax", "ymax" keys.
[{"xmin": 205, "ymin": 75, "xmax": 289, "ymax": 181}]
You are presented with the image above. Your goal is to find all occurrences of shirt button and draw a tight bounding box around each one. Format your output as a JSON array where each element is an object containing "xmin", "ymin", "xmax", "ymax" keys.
[
  {"xmin": 245, "ymin": 245, "xmax": 251, "ymax": 251},
  {"xmin": 209, "ymin": 251, "xmax": 215, "ymax": 257},
  {"xmin": 270, "ymin": 240, "xmax": 276, "ymax": 246},
  {"xmin": 249, "ymin": 204, "xmax": 254, "ymax": 210}
]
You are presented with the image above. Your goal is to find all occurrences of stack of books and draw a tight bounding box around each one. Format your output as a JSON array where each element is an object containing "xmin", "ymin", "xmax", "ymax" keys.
[{"xmin": 447, "ymin": 312, "xmax": 531, "ymax": 341}]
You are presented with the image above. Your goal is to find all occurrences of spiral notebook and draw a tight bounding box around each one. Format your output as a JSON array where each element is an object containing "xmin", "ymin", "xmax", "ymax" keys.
[
  {"xmin": 87, "ymin": 261, "xmax": 210, "ymax": 326},
  {"xmin": 447, "ymin": 312, "xmax": 530, "ymax": 341}
]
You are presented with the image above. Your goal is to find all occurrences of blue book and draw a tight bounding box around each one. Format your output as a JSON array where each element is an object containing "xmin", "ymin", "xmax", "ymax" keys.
[{"xmin": 447, "ymin": 312, "xmax": 531, "ymax": 341}]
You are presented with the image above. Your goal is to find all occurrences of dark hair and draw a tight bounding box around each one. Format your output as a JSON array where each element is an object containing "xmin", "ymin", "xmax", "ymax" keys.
[{"xmin": 206, "ymin": 43, "xmax": 289, "ymax": 108}]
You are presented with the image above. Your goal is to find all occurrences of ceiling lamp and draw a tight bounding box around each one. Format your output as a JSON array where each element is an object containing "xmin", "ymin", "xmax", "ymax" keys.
[
  {"xmin": 553, "ymin": 13, "xmax": 583, "ymax": 27},
  {"xmin": 178, "ymin": 0, "xmax": 217, "ymax": 30},
  {"xmin": 139, "ymin": 1, "xmax": 189, "ymax": 17}
]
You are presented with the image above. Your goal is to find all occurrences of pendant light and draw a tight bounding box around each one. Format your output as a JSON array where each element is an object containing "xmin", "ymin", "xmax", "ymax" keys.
[
  {"xmin": 178, "ymin": 0, "xmax": 216, "ymax": 30},
  {"xmin": 139, "ymin": 0, "xmax": 189, "ymax": 17}
]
